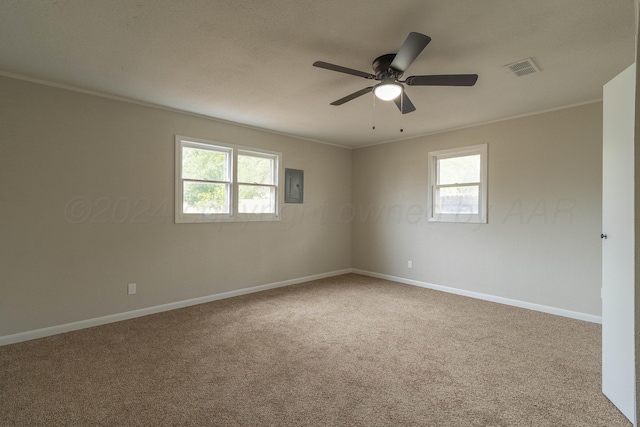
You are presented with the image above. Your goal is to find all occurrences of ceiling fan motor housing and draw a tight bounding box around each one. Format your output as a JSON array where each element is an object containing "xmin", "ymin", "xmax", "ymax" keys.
[{"xmin": 372, "ymin": 54, "xmax": 401, "ymax": 79}]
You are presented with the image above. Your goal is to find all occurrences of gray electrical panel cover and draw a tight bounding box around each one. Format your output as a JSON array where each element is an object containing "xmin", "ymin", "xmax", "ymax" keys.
[{"xmin": 285, "ymin": 168, "xmax": 304, "ymax": 203}]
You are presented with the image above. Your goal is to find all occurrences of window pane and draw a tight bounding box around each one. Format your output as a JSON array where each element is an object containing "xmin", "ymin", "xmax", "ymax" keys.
[
  {"xmin": 435, "ymin": 185, "xmax": 479, "ymax": 214},
  {"xmin": 238, "ymin": 185, "xmax": 276, "ymax": 213},
  {"xmin": 438, "ymin": 154, "xmax": 480, "ymax": 185},
  {"xmin": 238, "ymin": 154, "xmax": 274, "ymax": 185},
  {"xmin": 182, "ymin": 146, "xmax": 229, "ymax": 181},
  {"xmin": 183, "ymin": 181, "xmax": 229, "ymax": 214}
]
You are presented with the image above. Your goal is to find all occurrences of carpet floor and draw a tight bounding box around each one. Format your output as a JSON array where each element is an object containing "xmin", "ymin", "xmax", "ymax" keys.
[{"xmin": 0, "ymin": 273, "xmax": 631, "ymax": 426}]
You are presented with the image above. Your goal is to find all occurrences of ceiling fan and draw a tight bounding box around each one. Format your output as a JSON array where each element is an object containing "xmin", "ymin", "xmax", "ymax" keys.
[{"xmin": 313, "ymin": 32, "xmax": 478, "ymax": 114}]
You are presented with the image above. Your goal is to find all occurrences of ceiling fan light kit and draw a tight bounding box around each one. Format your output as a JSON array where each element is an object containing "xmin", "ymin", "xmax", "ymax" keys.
[
  {"xmin": 313, "ymin": 32, "xmax": 478, "ymax": 114},
  {"xmin": 374, "ymin": 82, "xmax": 402, "ymax": 101}
]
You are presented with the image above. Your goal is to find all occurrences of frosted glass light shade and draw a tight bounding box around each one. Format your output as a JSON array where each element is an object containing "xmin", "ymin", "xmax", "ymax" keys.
[{"xmin": 374, "ymin": 83, "xmax": 402, "ymax": 101}]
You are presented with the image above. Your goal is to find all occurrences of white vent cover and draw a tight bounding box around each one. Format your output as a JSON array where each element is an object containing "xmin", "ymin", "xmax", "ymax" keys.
[{"xmin": 505, "ymin": 58, "xmax": 540, "ymax": 77}]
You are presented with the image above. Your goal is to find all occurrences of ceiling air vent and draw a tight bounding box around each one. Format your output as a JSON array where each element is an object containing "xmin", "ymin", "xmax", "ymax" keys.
[{"xmin": 505, "ymin": 58, "xmax": 540, "ymax": 77}]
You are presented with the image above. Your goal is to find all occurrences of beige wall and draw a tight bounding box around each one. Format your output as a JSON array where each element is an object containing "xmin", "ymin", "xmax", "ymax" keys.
[
  {"xmin": 0, "ymin": 74, "xmax": 608, "ymax": 338},
  {"xmin": 0, "ymin": 76, "xmax": 352, "ymax": 337},
  {"xmin": 352, "ymin": 103, "xmax": 603, "ymax": 316}
]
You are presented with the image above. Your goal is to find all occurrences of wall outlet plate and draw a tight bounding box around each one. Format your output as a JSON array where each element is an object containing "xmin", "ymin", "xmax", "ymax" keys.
[{"xmin": 128, "ymin": 283, "xmax": 136, "ymax": 295}]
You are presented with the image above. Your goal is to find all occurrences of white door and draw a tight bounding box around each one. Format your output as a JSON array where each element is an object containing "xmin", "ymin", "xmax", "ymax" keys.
[{"xmin": 602, "ymin": 63, "xmax": 636, "ymax": 425}]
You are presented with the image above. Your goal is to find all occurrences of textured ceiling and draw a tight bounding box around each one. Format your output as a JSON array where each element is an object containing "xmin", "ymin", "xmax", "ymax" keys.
[{"xmin": 0, "ymin": 0, "xmax": 635, "ymax": 148}]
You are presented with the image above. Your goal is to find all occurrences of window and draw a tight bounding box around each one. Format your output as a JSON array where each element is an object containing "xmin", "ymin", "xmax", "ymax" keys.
[
  {"xmin": 237, "ymin": 150, "xmax": 277, "ymax": 214},
  {"xmin": 175, "ymin": 136, "xmax": 280, "ymax": 223},
  {"xmin": 427, "ymin": 144, "xmax": 487, "ymax": 223}
]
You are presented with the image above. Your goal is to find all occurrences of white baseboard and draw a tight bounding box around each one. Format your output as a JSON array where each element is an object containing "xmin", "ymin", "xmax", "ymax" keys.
[
  {"xmin": 351, "ymin": 269, "xmax": 602, "ymax": 324},
  {"xmin": 0, "ymin": 269, "xmax": 352, "ymax": 346},
  {"xmin": 1, "ymin": 267, "xmax": 601, "ymax": 346}
]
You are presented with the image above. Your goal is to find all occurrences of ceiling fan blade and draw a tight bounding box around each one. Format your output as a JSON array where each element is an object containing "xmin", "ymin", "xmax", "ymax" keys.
[
  {"xmin": 393, "ymin": 92, "xmax": 416, "ymax": 114},
  {"xmin": 330, "ymin": 87, "xmax": 374, "ymax": 105},
  {"xmin": 313, "ymin": 61, "xmax": 376, "ymax": 79},
  {"xmin": 390, "ymin": 32, "xmax": 431, "ymax": 73},
  {"xmin": 406, "ymin": 74, "xmax": 479, "ymax": 86}
]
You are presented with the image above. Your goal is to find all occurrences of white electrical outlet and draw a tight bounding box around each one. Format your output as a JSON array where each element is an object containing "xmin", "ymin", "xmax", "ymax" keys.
[
  {"xmin": 128, "ymin": 283, "xmax": 137, "ymax": 295},
  {"xmin": 408, "ymin": 260, "xmax": 413, "ymax": 269}
]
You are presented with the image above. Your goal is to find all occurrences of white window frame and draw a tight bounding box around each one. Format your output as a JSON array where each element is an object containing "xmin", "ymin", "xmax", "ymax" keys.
[
  {"xmin": 175, "ymin": 135, "xmax": 281, "ymax": 223},
  {"xmin": 427, "ymin": 144, "xmax": 488, "ymax": 224},
  {"xmin": 236, "ymin": 149, "xmax": 279, "ymax": 219}
]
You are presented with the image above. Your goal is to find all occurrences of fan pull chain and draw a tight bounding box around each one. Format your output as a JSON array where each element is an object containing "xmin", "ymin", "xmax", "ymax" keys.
[
  {"xmin": 399, "ymin": 93, "xmax": 404, "ymax": 133},
  {"xmin": 372, "ymin": 93, "xmax": 376, "ymax": 130}
]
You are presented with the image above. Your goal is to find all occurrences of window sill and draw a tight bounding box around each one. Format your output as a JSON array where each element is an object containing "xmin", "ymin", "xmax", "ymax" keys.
[
  {"xmin": 428, "ymin": 215, "xmax": 487, "ymax": 224},
  {"xmin": 175, "ymin": 214, "xmax": 280, "ymax": 224}
]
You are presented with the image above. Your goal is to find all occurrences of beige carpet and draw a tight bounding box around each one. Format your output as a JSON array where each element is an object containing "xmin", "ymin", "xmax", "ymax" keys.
[{"xmin": 0, "ymin": 274, "xmax": 631, "ymax": 426}]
